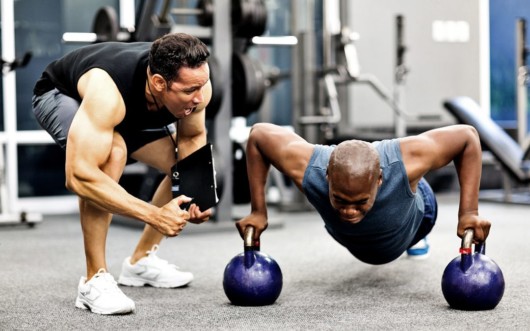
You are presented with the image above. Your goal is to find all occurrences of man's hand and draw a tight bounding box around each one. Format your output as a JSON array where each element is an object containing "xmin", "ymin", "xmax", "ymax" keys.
[
  {"xmin": 153, "ymin": 195, "xmax": 192, "ymax": 237},
  {"xmin": 457, "ymin": 213, "xmax": 491, "ymax": 243},
  {"xmin": 235, "ymin": 212, "xmax": 268, "ymax": 243},
  {"xmin": 187, "ymin": 204, "xmax": 212, "ymax": 224}
]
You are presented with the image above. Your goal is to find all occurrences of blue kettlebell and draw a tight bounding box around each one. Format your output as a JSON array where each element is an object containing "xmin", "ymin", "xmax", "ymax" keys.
[
  {"xmin": 223, "ymin": 226, "xmax": 283, "ymax": 306},
  {"xmin": 441, "ymin": 229, "xmax": 505, "ymax": 310}
]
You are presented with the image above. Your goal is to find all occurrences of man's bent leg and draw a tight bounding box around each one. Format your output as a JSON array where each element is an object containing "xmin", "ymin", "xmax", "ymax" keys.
[
  {"xmin": 125, "ymin": 135, "xmax": 176, "ymax": 263},
  {"xmin": 118, "ymin": 136, "xmax": 193, "ymax": 288},
  {"xmin": 407, "ymin": 178, "xmax": 438, "ymax": 259},
  {"xmin": 130, "ymin": 175, "xmax": 171, "ymax": 263},
  {"xmin": 79, "ymin": 132, "xmax": 127, "ymax": 279},
  {"xmin": 75, "ymin": 133, "xmax": 135, "ymax": 314},
  {"xmin": 79, "ymin": 199, "xmax": 113, "ymax": 279}
]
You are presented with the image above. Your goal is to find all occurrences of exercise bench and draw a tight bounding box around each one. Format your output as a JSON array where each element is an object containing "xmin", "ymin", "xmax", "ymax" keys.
[{"xmin": 443, "ymin": 96, "xmax": 530, "ymax": 204}]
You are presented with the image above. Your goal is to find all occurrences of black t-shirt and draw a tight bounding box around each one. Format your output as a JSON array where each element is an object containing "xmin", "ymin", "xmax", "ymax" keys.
[{"xmin": 33, "ymin": 42, "xmax": 176, "ymax": 133}]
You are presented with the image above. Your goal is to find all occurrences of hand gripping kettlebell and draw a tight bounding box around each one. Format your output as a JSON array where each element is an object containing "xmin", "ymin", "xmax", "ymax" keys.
[
  {"xmin": 223, "ymin": 226, "xmax": 283, "ymax": 306},
  {"xmin": 441, "ymin": 229, "xmax": 505, "ymax": 310}
]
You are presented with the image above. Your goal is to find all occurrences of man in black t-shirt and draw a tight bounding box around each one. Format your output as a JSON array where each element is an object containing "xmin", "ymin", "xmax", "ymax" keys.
[{"xmin": 32, "ymin": 33, "xmax": 212, "ymax": 315}]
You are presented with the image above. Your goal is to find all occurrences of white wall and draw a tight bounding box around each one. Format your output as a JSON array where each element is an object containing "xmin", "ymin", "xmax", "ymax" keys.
[{"xmin": 344, "ymin": 0, "xmax": 490, "ymax": 131}]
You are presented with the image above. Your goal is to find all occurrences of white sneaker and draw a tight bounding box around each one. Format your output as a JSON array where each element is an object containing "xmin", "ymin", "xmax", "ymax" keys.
[
  {"xmin": 118, "ymin": 245, "xmax": 194, "ymax": 288},
  {"xmin": 75, "ymin": 268, "xmax": 135, "ymax": 315}
]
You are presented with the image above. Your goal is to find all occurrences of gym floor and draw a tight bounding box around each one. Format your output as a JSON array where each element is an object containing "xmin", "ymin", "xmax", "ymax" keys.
[{"xmin": 1, "ymin": 192, "xmax": 529, "ymax": 330}]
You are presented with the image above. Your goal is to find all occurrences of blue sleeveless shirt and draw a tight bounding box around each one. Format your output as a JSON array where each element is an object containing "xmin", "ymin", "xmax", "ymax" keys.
[{"xmin": 301, "ymin": 139, "xmax": 425, "ymax": 264}]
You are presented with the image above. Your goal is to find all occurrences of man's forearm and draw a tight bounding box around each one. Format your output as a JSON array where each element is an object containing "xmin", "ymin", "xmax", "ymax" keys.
[
  {"xmin": 454, "ymin": 133, "xmax": 482, "ymax": 217},
  {"xmin": 70, "ymin": 172, "xmax": 161, "ymax": 225},
  {"xmin": 246, "ymin": 134, "xmax": 270, "ymax": 216}
]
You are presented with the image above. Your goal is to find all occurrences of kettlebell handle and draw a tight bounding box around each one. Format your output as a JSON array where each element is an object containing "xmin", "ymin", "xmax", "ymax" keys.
[
  {"xmin": 460, "ymin": 228, "xmax": 486, "ymax": 255},
  {"xmin": 244, "ymin": 226, "xmax": 260, "ymax": 251}
]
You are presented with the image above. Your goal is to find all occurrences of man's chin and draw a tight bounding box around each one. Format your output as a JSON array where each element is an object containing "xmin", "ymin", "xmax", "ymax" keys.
[{"xmin": 340, "ymin": 217, "xmax": 363, "ymax": 224}]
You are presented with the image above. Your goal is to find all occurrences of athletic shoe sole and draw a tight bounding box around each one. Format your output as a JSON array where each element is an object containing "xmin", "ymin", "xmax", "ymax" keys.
[
  {"xmin": 75, "ymin": 296, "xmax": 135, "ymax": 315},
  {"xmin": 406, "ymin": 252, "xmax": 430, "ymax": 260},
  {"xmin": 118, "ymin": 275, "xmax": 193, "ymax": 288}
]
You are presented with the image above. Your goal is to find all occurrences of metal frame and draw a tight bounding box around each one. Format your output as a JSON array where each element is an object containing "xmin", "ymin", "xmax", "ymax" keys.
[
  {"xmin": 211, "ymin": 0, "xmax": 233, "ymax": 222},
  {"xmin": 516, "ymin": 18, "xmax": 530, "ymax": 151},
  {"xmin": 1, "ymin": 0, "xmax": 44, "ymax": 223}
]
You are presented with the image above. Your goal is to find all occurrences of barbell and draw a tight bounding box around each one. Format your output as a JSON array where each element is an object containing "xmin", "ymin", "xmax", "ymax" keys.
[
  {"xmin": 63, "ymin": 0, "xmax": 267, "ymax": 44},
  {"xmin": 62, "ymin": 6, "xmax": 132, "ymax": 43},
  {"xmin": 171, "ymin": 0, "xmax": 268, "ymax": 38},
  {"xmin": 170, "ymin": 0, "xmax": 214, "ymax": 27}
]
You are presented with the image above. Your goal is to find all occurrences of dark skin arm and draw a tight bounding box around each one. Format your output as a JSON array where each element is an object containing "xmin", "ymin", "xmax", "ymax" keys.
[
  {"xmin": 400, "ymin": 124, "xmax": 490, "ymax": 242},
  {"xmin": 235, "ymin": 123, "xmax": 314, "ymax": 241},
  {"xmin": 238, "ymin": 123, "xmax": 490, "ymax": 244}
]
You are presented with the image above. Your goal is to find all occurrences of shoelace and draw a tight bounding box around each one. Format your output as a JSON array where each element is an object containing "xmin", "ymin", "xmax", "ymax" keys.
[
  {"xmin": 145, "ymin": 245, "xmax": 181, "ymax": 270},
  {"xmin": 92, "ymin": 268, "xmax": 120, "ymax": 292}
]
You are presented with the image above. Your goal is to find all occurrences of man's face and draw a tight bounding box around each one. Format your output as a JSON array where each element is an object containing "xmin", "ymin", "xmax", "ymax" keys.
[
  {"xmin": 327, "ymin": 169, "xmax": 382, "ymax": 224},
  {"xmin": 162, "ymin": 62, "xmax": 210, "ymax": 119}
]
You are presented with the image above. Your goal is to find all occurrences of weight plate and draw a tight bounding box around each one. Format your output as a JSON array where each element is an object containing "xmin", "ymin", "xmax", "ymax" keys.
[
  {"xmin": 92, "ymin": 6, "xmax": 119, "ymax": 42},
  {"xmin": 206, "ymin": 56, "xmax": 223, "ymax": 119},
  {"xmin": 232, "ymin": 53, "xmax": 266, "ymax": 117},
  {"xmin": 197, "ymin": 0, "xmax": 214, "ymax": 27}
]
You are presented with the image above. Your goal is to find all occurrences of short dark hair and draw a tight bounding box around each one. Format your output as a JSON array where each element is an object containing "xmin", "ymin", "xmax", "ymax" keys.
[
  {"xmin": 148, "ymin": 33, "xmax": 210, "ymax": 82},
  {"xmin": 329, "ymin": 140, "xmax": 380, "ymax": 180}
]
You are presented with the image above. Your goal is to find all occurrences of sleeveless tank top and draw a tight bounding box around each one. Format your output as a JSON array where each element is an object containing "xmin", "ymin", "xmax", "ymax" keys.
[
  {"xmin": 33, "ymin": 42, "xmax": 175, "ymax": 133},
  {"xmin": 302, "ymin": 139, "xmax": 425, "ymax": 264}
]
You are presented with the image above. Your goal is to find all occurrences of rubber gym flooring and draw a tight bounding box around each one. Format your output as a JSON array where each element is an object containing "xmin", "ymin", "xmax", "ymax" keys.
[{"xmin": 1, "ymin": 192, "xmax": 529, "ymax": 330}]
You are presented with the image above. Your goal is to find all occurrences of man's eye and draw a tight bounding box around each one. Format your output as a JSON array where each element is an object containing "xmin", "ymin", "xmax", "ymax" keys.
[{"xmin": 334, "ymin": 199, "xmax": 348, "ymax": 205}]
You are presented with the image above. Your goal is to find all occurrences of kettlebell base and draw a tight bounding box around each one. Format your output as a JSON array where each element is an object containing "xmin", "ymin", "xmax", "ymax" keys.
[{"xmin": 226, "ymin": 298, "xmax": 279, "ymax": 307}]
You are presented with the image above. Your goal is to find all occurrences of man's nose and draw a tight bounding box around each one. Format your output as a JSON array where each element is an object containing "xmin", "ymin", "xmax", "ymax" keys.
[
  {"xmin": 340, "ymin": 205, "xmax": 360, "ymax": 217},
  {"xmin": 192, "ymin": 89, "xmax": 204, "ymax": 104}
]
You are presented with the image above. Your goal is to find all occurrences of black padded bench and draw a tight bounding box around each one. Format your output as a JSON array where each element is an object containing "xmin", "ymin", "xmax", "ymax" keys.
[{"xmin": 443, "ymin": 96, "xmax": 530, "ymax": 203}]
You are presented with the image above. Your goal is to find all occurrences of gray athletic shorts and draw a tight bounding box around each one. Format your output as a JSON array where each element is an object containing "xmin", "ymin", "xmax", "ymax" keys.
[{"xmin": 32, "ymin": 88, "xmax": 169, "ymax": 164}]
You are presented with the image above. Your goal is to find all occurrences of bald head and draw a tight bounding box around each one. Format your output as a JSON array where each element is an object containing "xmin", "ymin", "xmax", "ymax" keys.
[{"xmin": 328, "ymin": 140, "xmax": 380, "ymax": 181}]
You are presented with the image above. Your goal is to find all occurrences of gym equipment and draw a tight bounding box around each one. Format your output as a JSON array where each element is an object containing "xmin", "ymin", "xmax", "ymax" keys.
[
  {"xmin": 393, "ymin": 14, "xmax": 409, "ymax": 137},
  {"xmin": 441, "ymin": 229, "xmax": 505, "ymax": 310},
  {"xmin": 223, "ymin": 226, "xmax": 283, "ymax": 306},
  {"xmin": 299, "ymin": 23, "xmax": 440, "ymax": 138},
  {"xmin": 231, "ymin": 0, "xmax": 268, "ymax": 39},
  {"xmin": 62, "ymin": 6, "xmax": 133, "ymax": 43},
  {"xmin": 62, "ymin": 0, "xmax": 268, "ymax": 43},
  {"xmin": 444, "ymin": 96, "xmax": 530, "ymax": 202},
  {"xmin": 170, "ymin": 0, "xmax": 214, "ymax": 27},
  {"xmin": 0, "ymin": 53, "xmax": 42, "ymax": 227},
  {"xmin": 88, "ymin": 1, "xmax": 213, "ymax": 43},
  {"xmin": 232, "ymin": 142, "xmax": 251, "ymax": 204},
  {"xmin": 515, "ymin": 18, "xmax": 530, "ymax": 147},
  {"xmin": 206, "ymin": 56, "xmax": 224, "ymax": 120},
  {"xmin": 92, "ymin": 6, "xmax": 124, "ymax": 42},
  {"xmin": 1, "ymin": 52, "xmax": 31, "ymax": 74},
  {"xmin": 232, "ymin": 52, "xmax": 266, "ymax": 117},
  {"xmin": 232, "ymin": 52, "xmax": 290, "ymax": 117}
]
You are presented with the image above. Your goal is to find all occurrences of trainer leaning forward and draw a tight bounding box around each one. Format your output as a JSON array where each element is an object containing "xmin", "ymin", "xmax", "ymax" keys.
[{"xmin": 32, "ymin": 33, "xmax": 212, "ymax": 315}]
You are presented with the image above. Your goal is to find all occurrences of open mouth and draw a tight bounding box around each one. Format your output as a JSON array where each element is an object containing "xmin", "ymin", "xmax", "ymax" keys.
[{"xmin": 184, "ymin": 107, "xmax": 196, "ymax": 116}]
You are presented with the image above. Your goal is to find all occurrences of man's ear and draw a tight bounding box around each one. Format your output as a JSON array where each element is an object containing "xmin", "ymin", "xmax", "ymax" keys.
[
  {"xmin": 152, "ymin": 74, "xmax": 167, "ymax": 91},
  {"xmin": 378, "ymin": 168, "xmax": 383, "ymax": 186}
]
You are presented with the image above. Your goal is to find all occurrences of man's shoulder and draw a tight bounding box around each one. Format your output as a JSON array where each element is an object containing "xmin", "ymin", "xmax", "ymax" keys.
[{"xmin": 373, "ymin": 139, "xmax": 403, "ymax": 167}]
